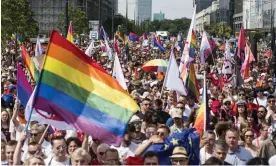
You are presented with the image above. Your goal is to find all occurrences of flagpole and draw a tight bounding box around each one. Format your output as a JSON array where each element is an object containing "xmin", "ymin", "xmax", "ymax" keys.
[{"xmin": 64, "ymin": 0, "xmax": 69, "ymax": 38}]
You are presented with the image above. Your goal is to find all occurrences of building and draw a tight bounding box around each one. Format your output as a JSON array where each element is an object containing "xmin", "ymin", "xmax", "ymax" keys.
[
  {"xmin": 135, "ymin": 0, "xmax": 152, "ymax": 24},
  {"xmin": 153, "ymin": 11, "xmax": 165, "ymax": 21},
  {"xmin": 262, "ymin": 0, "xmax": 276, "ymax": 31},
  {"xmin": 233, "ymin": 0, "xmax": 243, "ymax": 33},
  {"xmin": 196, "ymin": 0, "xmax": 219, "ymax": 33},
  {"xmin": 194, "ymin": 0, "xmax": 216, "ymax": 13},
  {"xmin": 29, "ymin": 0, "xmax": 117, "ymax": 36}
]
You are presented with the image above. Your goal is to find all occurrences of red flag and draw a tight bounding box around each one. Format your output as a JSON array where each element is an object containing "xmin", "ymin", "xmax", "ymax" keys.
[
  {"xmin": 264, "ymin": 49, "xmax": 272, "ymax": 57},
  {"xmin": 237, "ymin": 25, "xmax": 245, "ymax": 58},
  {"xmin": 113, "ymin": 37, "xmax": 120, "ymax": 55},
  {"xmin": 240, "ymin": 43, "xmax": 255, "ymax": 79}
]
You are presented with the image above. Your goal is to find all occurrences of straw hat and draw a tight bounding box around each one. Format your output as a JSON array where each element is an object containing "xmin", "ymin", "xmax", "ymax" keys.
[{"xmin": 170, "ymin": 147, "xmax": 188, "ymax": 159}]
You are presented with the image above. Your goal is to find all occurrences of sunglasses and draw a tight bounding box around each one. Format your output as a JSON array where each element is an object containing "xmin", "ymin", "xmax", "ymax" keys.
[
  {"xmin": 224, "ymin": 102, "xmax": 231, "ymax": 106},
  {"xmin": 245, "ymin": 135, "xmax": 254, "ymax": 138},
  {"xmin": 238, "ymin": 93, "xmax": 245, "ymax": 96},
  {"xmin": 268, "ymin": 100, "xmax": 275, "ymax": 103},
  {"xmin": 157, "ymin": 132, "xmax": 165, "ymax": 136},
  {"xmin": 30, "ymin": 133, "xmax": 39, "ymax": 137},
  {"xmin": 98, "ymin": 152, "xmax": 105, "ymax": 156},
  {"xmin": 28, "ymin": 149, "xmax": 41, "ymax": 155}
]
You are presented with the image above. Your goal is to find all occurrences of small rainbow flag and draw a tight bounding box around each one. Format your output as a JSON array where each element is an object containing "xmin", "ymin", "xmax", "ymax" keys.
[
  {"xmin": 67, "ymin": 22, "xmax": 74, "ymax": 43},
  {"xmin": 31, "ymin": 31, "xmax": 139, "ymax": 145},
  {"xmin": 129, "ymin": 32, "xmax": 140, "ymax": 41},
  {"xmin": 115, "ymin": 31, "xmax": 124, "ymax": 44},
  {"xmin": 186, "ymin": 63, "xmax": 200, "ymax": 102},
  {"xmin": 21, "ymin": 44, "xmax": 39, "ymax": 81},
  {"xmin": 194, "ymin": 73, "xmax": 209, "ymax": 134},
  {"xmin": 12, "ymin": 33, "xmax": 23, "ymax": 45},
  {"xmin": 124, "ymin": 34, "xmax": 130, "ymax": 61}
]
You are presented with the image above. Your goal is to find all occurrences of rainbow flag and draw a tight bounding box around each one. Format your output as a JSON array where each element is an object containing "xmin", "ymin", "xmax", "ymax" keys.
[
  {"xmin": 31, "ymin": 31, "xmax": 139, "ymax": 145},
  {"xmin": 17, "ymin": 63, "xmax": 33, "ymax": 107},
  {"xmin": 21, "ymin": 44, "xmax": 39, "ymax": 81},
  {"xmin": 67, "ymin": 22, "xmax": 74, "ymax": 43},
  {"xmin": 12, "ymin": 33, "xmax": 23, "ymax": 44},
  {"xmin": 186, "ymin": 63, "xmax": 200, "ymax": 102},
  {"xmin": 194, "ymin": 73, "xmax": 208, "ymax": 134},
  {"xmin": 115, "ymin": 31, "xmax": 124, "ymax": 44}
]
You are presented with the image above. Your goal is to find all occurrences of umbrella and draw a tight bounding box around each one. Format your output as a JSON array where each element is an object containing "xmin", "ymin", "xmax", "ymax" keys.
[{"xmin": 142, "ymin": 59, "xmax": 168, "ymax": 72}]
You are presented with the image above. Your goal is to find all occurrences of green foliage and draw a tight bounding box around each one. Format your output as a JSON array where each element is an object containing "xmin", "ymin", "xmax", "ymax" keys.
[
  {"xmin": 102, "ymin": 14, "xmax": 191, "ymax": 37},
  {"xmin": 204, "ymin": 23, "xmax": 232, "ymax": 39},
  {"xmin": 1, "ymin": 0, "xmax": 38, "ymax": 42},
  {"xmin": 56, "ymin": 4, "xmax": 89, "ymax": 35}
]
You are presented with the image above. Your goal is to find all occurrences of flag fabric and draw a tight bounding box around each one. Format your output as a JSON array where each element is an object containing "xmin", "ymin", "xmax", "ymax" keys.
[
  {"xmin": 112, "ymin": 53, "xmax": 127, "ymax": 90},
  {"xmin": 113, "ymin": 37, "xmax": 120, "ymax": 55},
  {"xmin": 163, "ymin": 49, "xmax": 186, "ymax": 95},
  {"xmin": 30, "ymin": 31, "xmax": 139, "ymax": 145},
  {"xmin": 143, "ymin": 33, "xmax": 148, "ymax": 40},
  {"xmin": 12, "ymin": 33, "xmax": 23, "ymax": 44},
  {"xmin": 240, "ymin": 43, "xmax": 255, "ymax": 79},
  {"xmin": 21, "ymin": 44, "xmax": 39, "ymax": 81},
  {"xmin": 193, "ymin": 73, "xmax": 209, "ymax": 134},
  {"xmin": 264, "ymin": 49, "xmax": 272, "ymax": 57},
  {"xmin": 157, "ymin": 35, "xmax": 161, "ymax": 44},
  {"xmin": 85, "ymin": 39, "xmax": 95, "ymax": 57},
  {"xmin": 17, "ymin": 63, "xmax": 72, "ymax": 130},
  {"xmin": 100, "ymin": 26, "xmax": 109, "ymax": 40},
  {"xmin": 179, "ymin": 6, "xmax": 197, "ymax": 87},
  {"xmin": 222, "ymin": 41, "xmax": 233, "ymax": 75},
  {"xmin": 35, "ymin": 36, "xmax": 43, "ymax": 57},
  {"xmin": 67, "ymin": 22, "xmax": 74, "ymax": 43},
  {"xmin": 186, "ymin": 63, "xmax": 200, "ymax": 102},
  {"xmin": 237, "ymin": 25, "xmax": 245, "ymax": 58},
  {"xmin": 144, "ymin": 128, "xmax": 200, "ymax": 165},
  {"xmin": 17, "ymin": 63, "xmax": 33, "ymax": 107},
  {"xmin": 199, "ymin": 31, "xmax": 212, "ymax": 64},
  {"xmin": 115, "ymin": 31, "xmax": 124, "ymax": 43},
  {"xmin": 124, "ymin": 35, "xmax": 130, "ymax": 61},
  {"xmin": 129, "ymin": 32, "xmax": 140, "ymax": 41},
  {"xmin": 154, "ymin": 40, "xmax": 166, "ymax": 53}
]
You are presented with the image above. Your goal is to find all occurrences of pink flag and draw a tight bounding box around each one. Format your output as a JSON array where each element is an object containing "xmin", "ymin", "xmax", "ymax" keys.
[
  {"xmin": 264, "ymin": 49, "xmax": 272, "ymax": 57},
  {"xmin": 237, "ymin": 25, "xmax": 245, "ymax": 58},
  {"xmin": 240, "ymin": 43, "xmax": 255, "ymax": 79}
]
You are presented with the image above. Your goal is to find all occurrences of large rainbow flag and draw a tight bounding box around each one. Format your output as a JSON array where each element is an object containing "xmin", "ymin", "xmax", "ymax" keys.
[
  {"xmin": 194, "ymin": 73, "xmax": 208, "ymax": 134},
  {"xmin": 31, "ymin": 31, "xmax": 139, "ymax": 145},
  {"xmin": 21, "ymin": 44, "xmax": 39, "ymax": 81}
]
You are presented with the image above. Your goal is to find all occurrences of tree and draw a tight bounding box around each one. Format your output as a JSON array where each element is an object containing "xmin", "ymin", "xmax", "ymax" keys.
[
  {"xmin": 56, "ymin": 4, "xmax": 89, "ymax": 35},
  {"xmin": 1, "ymin": 0, "xmax": 38, "ymax": 42},
  {"xmin": 204, "ymin": 23, "xmax": 232, "ymax": 39}
]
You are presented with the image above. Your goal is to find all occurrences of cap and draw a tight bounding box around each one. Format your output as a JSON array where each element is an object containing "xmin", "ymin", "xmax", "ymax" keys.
[
  {"xmin": 140, "ymin": 92, "xmax": 149, "ymax": 99},
  {"xmin": 170, "ymin": 147, "xmax": 188, "ymax": 159},
  {"xmin": 171, "ymin": 108, "xmax": 183, "ymax": 119},
  {"xmin": 236, "ymin": 100, "xmax": 246, "ymax": 106},
  {"xmin": 129, "ymin": 115, "xmax": 142, "ymax": 123},
  {"xmin": 223, "ymin": 98, "xmax": 231, "ymax": 104}
]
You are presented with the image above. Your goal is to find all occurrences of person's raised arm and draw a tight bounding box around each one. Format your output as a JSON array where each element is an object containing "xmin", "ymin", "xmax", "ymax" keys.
[
  {"xmin": 134, "ymin": 135, "xmax": 162, "ymax": 156},
  {"xmin": 13, "ymin": 132, "xmax": 27, "ymax": 165},
  {"xmin": 11, "ymin": 98, "xmax": 20, "ymax": 128}
]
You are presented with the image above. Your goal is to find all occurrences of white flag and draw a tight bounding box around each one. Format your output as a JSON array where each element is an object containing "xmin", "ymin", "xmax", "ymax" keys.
[
  {"xmin": 25, "ymin": 86, "xmax": 73, "ymax": 130},
  {"xmin": 199, "ymin": 31, "xmax": 211, "ymax": 64},
  {"xmin": 164, "ymin": 50, "xmax": 186, "ymax": 95},
  {"xmin": 35, "ymin": 36, "xmax": 43, "ymax": 57},
  {"xmin": 85, "ymin": 39, "xmax": 95, "ymax": 57},
  {"xmin": 112, "ymin": 53, "xmax": 127, "ymax": 90},
  {"xmin": 222, "ymin": 41, "xmax": 232, "ymax": 75}
]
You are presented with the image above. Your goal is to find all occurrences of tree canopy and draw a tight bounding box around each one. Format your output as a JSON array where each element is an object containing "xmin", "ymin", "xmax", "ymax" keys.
[
  {"xmin": 1, "ymin": 0, "xmax": 38, "ymax": 42},
  {"xmin": 204, "ymin": 23, "xmax": 232, "ymax": 39},
  {"xmin": 56, "ymin": 4, "xmax": 89, "ymax": 35}
]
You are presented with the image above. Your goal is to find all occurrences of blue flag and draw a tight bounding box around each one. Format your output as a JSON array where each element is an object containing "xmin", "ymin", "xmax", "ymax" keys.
[
  {"xmin": 154, "ymin": 40, "xmax": 166, "ymax": 53},
  {"xmin": 144, "ymin": 128, "xmax": 200, "ymax": 165}
]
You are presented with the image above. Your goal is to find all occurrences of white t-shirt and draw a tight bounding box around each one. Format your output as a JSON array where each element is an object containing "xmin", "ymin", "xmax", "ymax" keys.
[
  {"xmin": 22, "ymin": 139, "xmax": 52, "ymax": 161},
  {"xmin": 44, "ymin": 156, "xmax": 70, "ymax": 166},
  {"xmin": 253, "ymin": 97, "xmax": 267, "ymax": 107},
  {"xmin": 200, "ymin": 146, "xmax": 212, "ymax": 164},
  {"xmin": 269, "ymin": 155, "xmax": 276, "ymax": 165},
  {"xmin": 111, "ymin": 142, "xmax": 138, "ymax": 159},
  {"xmin": 183, "ymin": 104, "xmax": 199, "ymax": 118},
  {"xmin": 9, "ymin": 120, "xmax": 25, "ymax": 141}
]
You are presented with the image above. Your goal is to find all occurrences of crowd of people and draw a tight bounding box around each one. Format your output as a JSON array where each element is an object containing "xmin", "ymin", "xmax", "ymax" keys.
[{"xmin": 1, "ymin": 32, "xmax": 276, "ymax": 166}]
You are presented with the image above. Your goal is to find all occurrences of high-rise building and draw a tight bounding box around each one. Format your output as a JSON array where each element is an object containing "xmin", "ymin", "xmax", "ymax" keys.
[
  {"xmin": 29, "ymin": 0, "xmax": 116, "ymax": 36},
  {"xmin": 153, "ymin": 11, "xmax": 165, "ymax": 21},
  {"xmin": 135, "ymin": 0, "xmax": 152, "ymax": 24},
  {"xmin": 194, "ymin": 0, "xmax": 216, "ymax": 13}
]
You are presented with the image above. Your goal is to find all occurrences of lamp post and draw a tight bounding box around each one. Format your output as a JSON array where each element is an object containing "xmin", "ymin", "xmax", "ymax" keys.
[{"xmin": 64, "ymin": 0, "xmax": 69, "ymax": 37}]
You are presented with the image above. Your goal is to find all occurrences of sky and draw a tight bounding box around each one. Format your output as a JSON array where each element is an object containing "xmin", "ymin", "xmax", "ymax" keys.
[{"xmin": 117, "ymin": 0, "xmax": 194, "ymax": 20}]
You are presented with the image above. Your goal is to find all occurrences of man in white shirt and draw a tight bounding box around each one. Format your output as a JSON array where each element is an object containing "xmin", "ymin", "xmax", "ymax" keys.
[
  {"xmin": 111, "ymin": 133, "xmax": 138, "ymax": 161},
  {"xmin": 254, "ymin": 88, "xmax": 267, "ymax": 107},
  {"xmin": 200, "ymin": 131, "xmax": 215, "ymax": 164},
  {"xmin": 44, "ymin": 136, "xmax": 70, "ymax": 166},
  {"xmin": 183, "ymin": 96, "xmax": 199, "ymax": 119}
]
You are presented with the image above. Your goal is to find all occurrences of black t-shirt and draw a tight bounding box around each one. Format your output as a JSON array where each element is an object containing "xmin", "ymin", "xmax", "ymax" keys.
[
  {"xmin": 1, "ymin": 127, "xmax": 10, "ymax": 142},
  {"xmin": 156, "ymin": 109, "xmax": 170, "ymax": 124}
]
